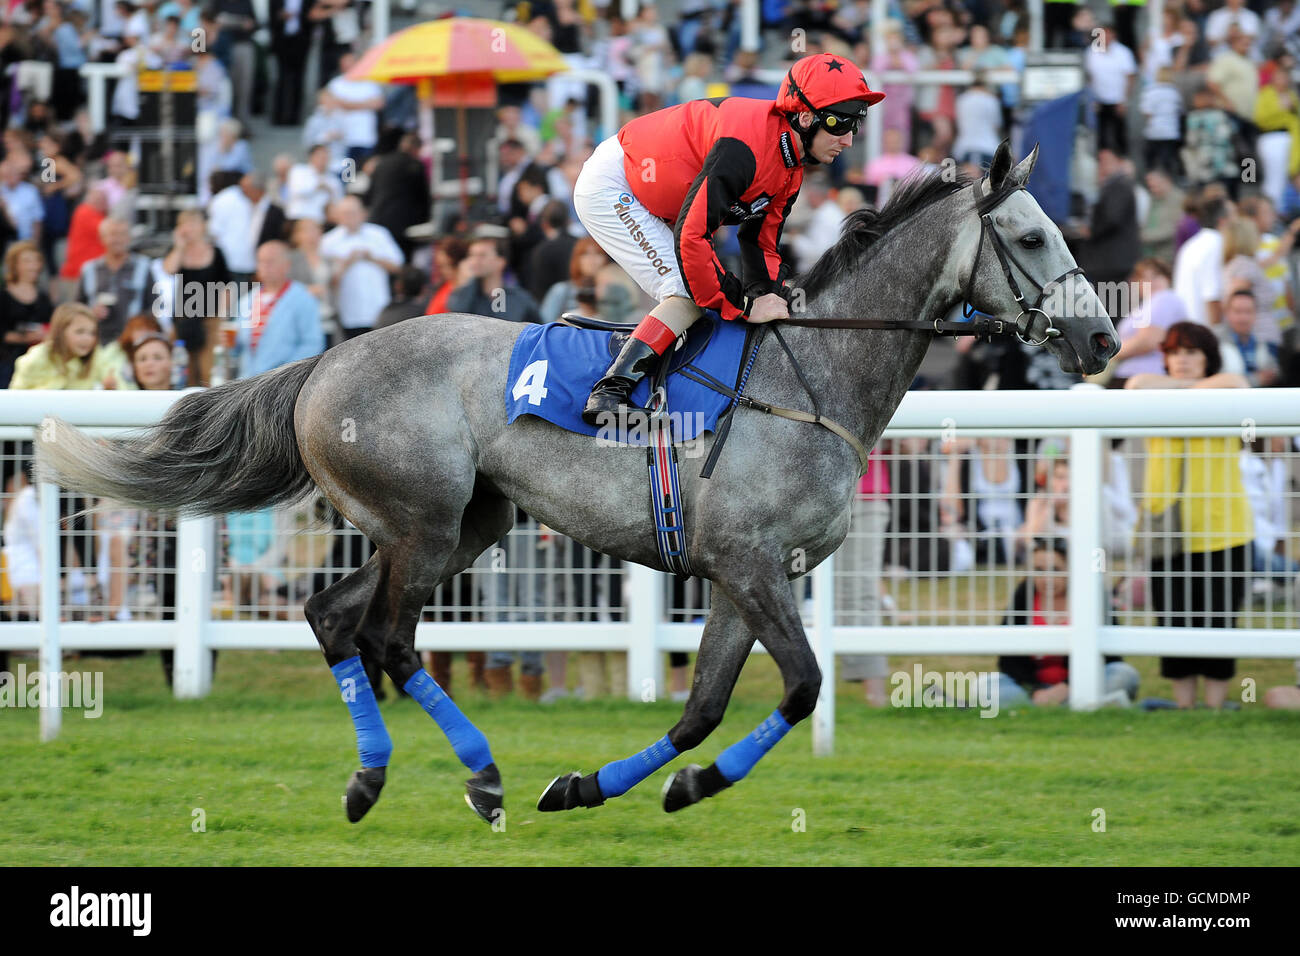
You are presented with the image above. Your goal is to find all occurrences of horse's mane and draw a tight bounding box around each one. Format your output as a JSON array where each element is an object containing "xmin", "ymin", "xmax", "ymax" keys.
[{"xmin": 796, "ymin": 167, "xmax": 975, "ymax": 299}]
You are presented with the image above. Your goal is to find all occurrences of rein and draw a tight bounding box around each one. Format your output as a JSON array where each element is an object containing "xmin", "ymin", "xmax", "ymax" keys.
[
  {"xmin": 778, "ymin": 181, "xmax": 1082, "ymax": 348},
  {"xmin": 707, "ymin": 178, "xmax": 1085, "ymax": 475}
]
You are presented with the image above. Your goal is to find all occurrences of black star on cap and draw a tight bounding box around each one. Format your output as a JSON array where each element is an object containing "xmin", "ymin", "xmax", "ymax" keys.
[{"xmin": 824, "ymin": 56, "xmax": 843, "ymax": 72}]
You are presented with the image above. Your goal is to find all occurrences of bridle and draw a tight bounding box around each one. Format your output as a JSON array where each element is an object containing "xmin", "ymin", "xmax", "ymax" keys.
[
  {"xmin": 962, "ymin": 178, "xmax": 1081, "ymax": 347},
  {"xmin": 781, "ymin": 177, "xmax": 1086, "ymax": 348}
]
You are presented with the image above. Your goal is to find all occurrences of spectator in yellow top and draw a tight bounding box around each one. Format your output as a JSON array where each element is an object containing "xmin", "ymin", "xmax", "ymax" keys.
[
  {"xmin": 1126, "ymin": 322, "xmax": 1253, "ymax": 709},
  {"xmin": 9, "ymin": 302, "xmax": 134, "ymax": 390}
]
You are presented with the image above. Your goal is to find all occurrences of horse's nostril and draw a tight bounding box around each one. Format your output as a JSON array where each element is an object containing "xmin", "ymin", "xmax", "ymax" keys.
[{"xmin": 1092, "ymin": 333, "xmax": 1114, "ymax": 355}]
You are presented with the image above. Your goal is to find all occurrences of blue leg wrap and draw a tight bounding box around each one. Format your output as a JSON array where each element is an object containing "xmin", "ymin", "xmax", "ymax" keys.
[
  {"xmin": 331, "ymin": 656, "xmax": 392, "ymax": 768},
  {"xmin": 595, "ymin": 734, "xmax": 679, "ymax": 799},
  {"xmin": 714, "ymin": 709, "xmax": 792, "ymax": 784},
  {"xmin": 403, "ymin": 669, "xmax": 494, "ymax": 773}
]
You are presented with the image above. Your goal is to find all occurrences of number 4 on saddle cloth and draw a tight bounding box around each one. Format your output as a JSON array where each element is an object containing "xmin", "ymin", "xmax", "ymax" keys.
[{"xmin": 504, "ymin": 312, "xmax": 761, "ymax": 577}]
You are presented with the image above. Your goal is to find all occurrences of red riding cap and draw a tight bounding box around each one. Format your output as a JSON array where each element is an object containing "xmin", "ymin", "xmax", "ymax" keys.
[{"xmin": 776, "ymin": 53, "xmax": 885, "ymax": 116}]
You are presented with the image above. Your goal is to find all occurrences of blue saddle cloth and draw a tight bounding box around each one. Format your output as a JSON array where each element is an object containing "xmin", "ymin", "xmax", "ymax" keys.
[{"xmin": 504, "ymin": 313, "xmax": 747, "ymax": 443}]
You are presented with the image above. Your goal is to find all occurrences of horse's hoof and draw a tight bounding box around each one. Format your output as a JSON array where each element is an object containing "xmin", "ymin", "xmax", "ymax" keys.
[
  {"xmin": 663, "ymin": 763, "xmax": 731, "ymax": 812},
  {"xmin": 465, "ymin": 763, "xmax": 504, "ymax": 825},
  {"xmin": 345, "ymin": 766, "xmax": 386, "ymax": 823},
  {"xmin": 537, "ymin": 771, "xmax": 605, "ymax": 811},
  {"xmin": 662, "ymin": 764, "xmax": 703, "ymax": 813}
]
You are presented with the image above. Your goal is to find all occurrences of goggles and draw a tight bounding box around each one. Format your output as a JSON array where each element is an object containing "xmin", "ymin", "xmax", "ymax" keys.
[{"xmin": 819, "ymin": 110, "xmax": 863, "ymax": 136}]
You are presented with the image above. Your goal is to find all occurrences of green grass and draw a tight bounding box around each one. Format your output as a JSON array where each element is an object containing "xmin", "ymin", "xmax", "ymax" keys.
[{"xmin": 3, "ymin": 651, "xmax": 1299, "ymax": 865}]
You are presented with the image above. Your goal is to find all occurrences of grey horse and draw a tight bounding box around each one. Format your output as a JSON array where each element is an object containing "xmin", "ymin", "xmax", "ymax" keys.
[{"xmin": 35, "ymin": 143, "xmax": 1118, "ymax": 823}]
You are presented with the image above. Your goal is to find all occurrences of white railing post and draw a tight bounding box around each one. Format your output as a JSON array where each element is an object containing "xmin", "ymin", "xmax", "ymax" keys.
[
  {"xmin": 173, "ymin": 515, "xmax": 215, "ymax": 698},
  {"xmin": 1068, "ymin": 427, "xmax": 1104, "ymax": 709},
  {"xmin": 38, "ymin": 481, "xmax": 62, "ymax": 741},
  {"xmin": 625, "ymin": 562, "xmax": 661, "ymax": 701},
  {"xmin": 812, "ymin": 554, "xmax": 836, "ymax": 756}
]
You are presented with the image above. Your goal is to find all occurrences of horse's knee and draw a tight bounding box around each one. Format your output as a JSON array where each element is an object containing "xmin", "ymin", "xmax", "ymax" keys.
[
  {"xmin": 381, "ymin": 643, "xmax": 422, "ymax": 690},
  {"xmin": 780, "ymin": 664, "xmax": 823, "ymax": 724}
]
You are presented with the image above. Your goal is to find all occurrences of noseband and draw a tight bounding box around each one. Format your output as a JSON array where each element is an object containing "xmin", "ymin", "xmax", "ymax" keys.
[{"xmin": 963, "ymin": 179, "xmax": 1082, "ymax": 347}]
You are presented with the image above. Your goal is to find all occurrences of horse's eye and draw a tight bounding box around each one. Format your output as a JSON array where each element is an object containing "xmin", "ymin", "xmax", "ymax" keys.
[{"xmin": 1020, "ymin": 234, "xmax": 1044, "ymax": 249}]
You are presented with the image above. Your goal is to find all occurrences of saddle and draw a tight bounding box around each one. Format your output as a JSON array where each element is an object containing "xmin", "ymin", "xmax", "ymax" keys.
[{"xmin": 558, "ymin": 312, "xmax": 712, "ymax": 381}]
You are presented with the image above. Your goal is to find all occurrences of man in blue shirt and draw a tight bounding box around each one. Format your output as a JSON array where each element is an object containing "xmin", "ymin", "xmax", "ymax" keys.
[{"xmin": 1217, "ymin": 289, "xmax": 1280, "ymax": 386}]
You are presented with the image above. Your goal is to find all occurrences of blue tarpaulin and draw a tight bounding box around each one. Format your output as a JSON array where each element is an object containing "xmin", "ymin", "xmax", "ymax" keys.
[{"xmin": 1023, "ymin": 91, "xmax": 1081, "ymax": 223}]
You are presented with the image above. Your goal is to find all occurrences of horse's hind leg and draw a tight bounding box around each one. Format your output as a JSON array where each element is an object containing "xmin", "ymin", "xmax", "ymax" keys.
[
  {"xmin": 538, "ymin": 588, "xmax": 754, "ymax": 812},
  {"xmin": 381, "ymin": 491, "xmax": 514, "ymax": 823},
  {"xmin": 303, "ymin": 555, "xmax": 394, "ymax": 822}
]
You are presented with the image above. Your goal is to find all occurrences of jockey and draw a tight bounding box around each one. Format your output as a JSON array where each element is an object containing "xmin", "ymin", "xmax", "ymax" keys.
[{"xmin": 573, "ymin": 52, "xmax": 884, "ymax": 426}]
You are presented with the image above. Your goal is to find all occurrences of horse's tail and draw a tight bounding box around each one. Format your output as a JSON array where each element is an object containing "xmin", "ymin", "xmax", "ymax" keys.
[{"xmin": 34, "ymin": 354, "xmax": 324, "ymax": 516}]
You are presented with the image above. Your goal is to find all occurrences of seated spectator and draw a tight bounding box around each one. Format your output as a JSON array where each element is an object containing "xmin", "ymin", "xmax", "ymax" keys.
[
  {"xmin": 1240, "ymin": 437, "xmax": 1300, "ymax": 590},
  {"xmin": 1216, "ymin": 289, "xmax": 1280, "ymax": 386},
  {"xmin": 1173, "ymin": 194, "xmax": 1231, "ymax": 326},
  {"xmin": 1222, "ymin": 215, "xmax": 1279, "ymax": 344},
  {"xmin": 951, "ymin": 71, "xmax": 1002, "ymax": 168},
  {"xmin": 1016, "ymin": 455, "xmax": 1070, "ymax": 559},
  {"xmin": 374, "ymin": 266, "xmax": 430, "ymax": 329},
  {"xmin": 58, "ymin": 183, "xmax": 108, "ymax": 299},
  {"xmin": 288, "ymin": 217, "xmax": 337, "ymax": 342},
  {"xmin": 11, "ymin": 301, "xmax": 132, "ymax": 389},
  {"xmin": 35, "ymin": 129, "xmax": 83, "ymax": 267},
  {"xmin": 324, "ymin": 51, "xmax": 384, "ymax": 167},
  {"xmin": 526, "ymin": 199, "xmax": 578, "ymax": 304},
  {"xmin": 208, "ymin": 171, "xmax": 288, "ymax": 282},
  {"xmin": 540, "ymin": 238, "xmax": 633, "ymax": 325},
  {"xmin": 1183, "ymin": 86, "xmax": 1238, "ymax": 197},
  {"xmin": 886, "ymin": 437, "xmax": 971, "ymax": 573},
  {"xmin": 0, "ymin": 241, "xmax": 53, "ymax": 387},
  {"xmin": 3, "ymin": 461, "xmax": 40, "ymax": 620},
  {"xmin": 447, "ymin": 235, "xmax": 541, "ymax": 324},
  {"xmin": 1140, "ymin": 168, "xmax": 1184, "ymax": 263},
  {"xmin": 108, "ymin": 313, "xmax": 166, "ymax": 386},
  {"xmin": 365, "ymin": 133, "xmax": 431, "ymax": 260},
  {"xmin": 154, "ymin": 209, "xmax": 232, "ymax": 384},
  {"xmin": 1126, "ymin": 322, "xmax": 1253, "ymax": 710},
  {"xmin": 1254, "ymin": 60, "xmax": 1300, "ymax": 209},
  {"xmin": 320, "ymin": 195, "xmax": 404, "ymax": 339},
  {"xmin": 286, "ymin": 144, "xmax": 343, "ymax": 225},
  {"xmin": 507, "ymin": 163, "xmax": 552, "ymax": 289},
  {"xmin": 1241, "ymin": 195, "xmax": 1298, "ymax": 340},
  {"xmin": 788, "ymin": 173, "xmax": 843, "ymax": 273},
  {"xmin": 991, "ymin": 537, "xmax": 1139, "ymax": 707},
  {"xmin": 424, "ymin": 237, "xmax": 469, "ymax": 317},
  {"xmin": 1112, "ymin": 258, "xmax": 1189, "ymax": 386},
  {"xmin": 1076, "ymin": 148, "xmax": 1141, "ymax": 291},
  {"xmin": 0, "ymin": 148, "xmax": 44, "ymax": 245},
  {"xmin": 1140, "ymin": 66, "xmax": 1183, "ymax": 177},
  {"xmin": 78, "ymin": 217, "xmax": 155, "ymax": 344},
  {"xmin": 862, "ymin": 127, "xmax": 920, "ymax": 209},
  {"xmin": 942, "ymin": 436, "xmax": 1021, "ymax": 566},
  {"xmin": 235, "ymin": 240, "xmax": 324, "ymax": 378}
]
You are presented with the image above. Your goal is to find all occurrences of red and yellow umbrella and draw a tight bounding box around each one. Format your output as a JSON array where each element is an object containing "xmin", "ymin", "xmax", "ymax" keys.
[
  {"xmin": 347, "ymin": 17, "xmax": 570, "ymax": 212},
  {"xmin": 348, "ymin": 17, "xmax": 569, "ymax": 92}
]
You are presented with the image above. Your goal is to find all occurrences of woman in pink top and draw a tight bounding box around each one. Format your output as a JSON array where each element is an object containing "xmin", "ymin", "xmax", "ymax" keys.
[{"xmin": 835, "ymin": 446, "xmax": 892, "ymax": 705}]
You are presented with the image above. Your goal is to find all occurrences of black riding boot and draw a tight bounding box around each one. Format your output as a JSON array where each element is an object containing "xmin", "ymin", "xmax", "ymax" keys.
[{"xmin": 581, "ymin": 336, "xmax": 661, "ymax": 427}]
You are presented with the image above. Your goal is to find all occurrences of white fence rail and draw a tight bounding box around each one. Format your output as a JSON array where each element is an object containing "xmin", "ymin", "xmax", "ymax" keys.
[{"xmin": 3, "ymin": 387, "xmax": 1299, "ymax": 749}]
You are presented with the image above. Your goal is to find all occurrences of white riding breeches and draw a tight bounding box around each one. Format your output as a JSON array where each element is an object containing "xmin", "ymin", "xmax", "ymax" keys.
[{"xmin": 573, "ymin": 135, "xmax": 691, "ymax": 304}]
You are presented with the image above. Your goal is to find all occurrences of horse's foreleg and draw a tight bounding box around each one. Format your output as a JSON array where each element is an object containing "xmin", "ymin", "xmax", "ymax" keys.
[
  {"xmin": 537, "ymin": 589, "xmax": 754, "ymax": 812},
  {"xmin": 662, "ymin": 569, "xmax": 820, "ymax": 813}
]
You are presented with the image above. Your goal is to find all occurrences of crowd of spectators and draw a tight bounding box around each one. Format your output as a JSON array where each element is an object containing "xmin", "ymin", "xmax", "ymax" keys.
[{"xmin": 0, "ymin": 0, "xmax": 1295, "ymax": 708}]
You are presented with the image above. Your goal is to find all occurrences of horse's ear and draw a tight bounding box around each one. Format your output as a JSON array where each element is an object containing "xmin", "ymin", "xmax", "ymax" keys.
[
  {"xmin": 987, "ymin": 140, "xmax": 1013, "ymax": 190},
  {"xmin": 1006, "ymin": 143, "xmax": 1041, "ymax": 189}
]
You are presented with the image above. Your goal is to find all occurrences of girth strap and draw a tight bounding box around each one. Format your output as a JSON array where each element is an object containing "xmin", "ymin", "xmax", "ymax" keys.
[{"xmin": 677, "ymin": 326, "xmax": 872, "ymax": 477}]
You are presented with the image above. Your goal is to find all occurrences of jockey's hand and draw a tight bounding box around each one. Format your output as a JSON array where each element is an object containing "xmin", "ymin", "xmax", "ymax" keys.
[{"xmin": 747, "ymin": 293, "xmax": 789, "ymax": 323}]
